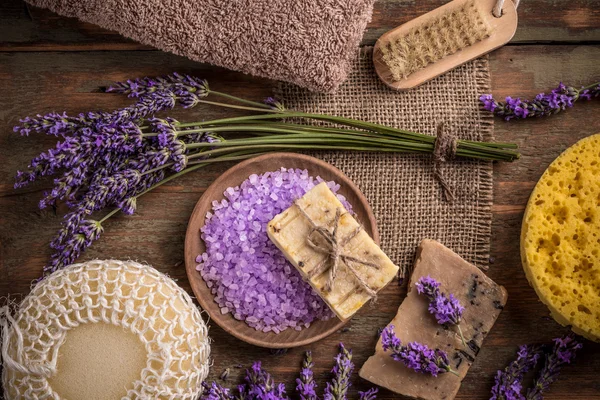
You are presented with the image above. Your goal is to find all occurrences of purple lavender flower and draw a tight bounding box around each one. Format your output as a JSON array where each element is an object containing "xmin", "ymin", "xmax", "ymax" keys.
[
  {"xmin": 380, "ymin": 325, "xmax": 458, "ymax": 377},
  {"xmin": 200, "ymin": 381, "xmax": 234, "ymax": 400},
  {"xmin": 242, "ymin": 362, "xmax": 288, "ymax": 400},
  {"xmin": 13, "ymin": 79, "xmax": 220, "ymax": 275},
  {"xmin": 480, "ymin": 82, "xmax": 600, "ymax": 120},
  {"xmin": 526, "ymin": 335, "xmax": 582, "ymax": 400},
  {"xmin": 106, "ymin": 73, "xmax": 210, "ymax": 106},
  {"xmin": 358, "ymin": 388, "xmax": 378, "ymax": 400},
  {"xmin": 46, "ymin": 218, "xmax": 104, "ymax": 275},
  {"xmin": 323, "ymin": 343, "xmax": 353, "ymax": 400},
  {"xmin": 148, "ymin": 118, "xmax": 188, "ymax": 171},
  {"xmin": 264, "ymin": 97, "xmax": 286, "ymax": 112},
  {"xmin": 198, "ymin": 344, "xmax": 376, "ymax": 400},
  {"xmin": 296, "ymin": 351, "xmax": 317, "ymax": 400},
  {"xmin": 13, "ymin": 112, "xmax": 81, "ymax": 137},
  {"xmin": 490, "ymin": 345, "xmax": 542, "ymax": 400},
  {"xmin": 416, "ymin": 276, "xmax": 466, "ymax": 346}
]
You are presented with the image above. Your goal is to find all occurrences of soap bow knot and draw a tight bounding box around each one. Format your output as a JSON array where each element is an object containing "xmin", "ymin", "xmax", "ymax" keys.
[{"xmin": 294, "ymin": 202, "xmax": 381, "ymax": 298}]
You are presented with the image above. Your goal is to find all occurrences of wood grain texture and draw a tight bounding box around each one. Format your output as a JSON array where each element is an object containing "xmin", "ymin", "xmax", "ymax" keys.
[
  {"xmin": 0, "ymin": 0, "xmax": 599, "ymax": 53},
  {"xmin": 0, "ymin": 19, "xmax": 600, "ymax": 400}
]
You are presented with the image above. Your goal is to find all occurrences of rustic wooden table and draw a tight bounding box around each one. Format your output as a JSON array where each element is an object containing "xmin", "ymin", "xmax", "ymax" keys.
[{"xmin": 1, "ymin": 1, "xmax": 599, "ymax": 399}]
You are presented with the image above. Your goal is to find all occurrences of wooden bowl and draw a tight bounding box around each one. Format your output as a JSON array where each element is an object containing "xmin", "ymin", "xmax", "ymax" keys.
[{"xmin": 184, "ymin": 153, "xmax": 379, "ymax": 348}]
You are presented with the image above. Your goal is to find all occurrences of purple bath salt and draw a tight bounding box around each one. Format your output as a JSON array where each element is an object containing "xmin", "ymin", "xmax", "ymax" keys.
[{"xmin": 196, "ymin": 168, "xmax": 352, "ymax": 333}]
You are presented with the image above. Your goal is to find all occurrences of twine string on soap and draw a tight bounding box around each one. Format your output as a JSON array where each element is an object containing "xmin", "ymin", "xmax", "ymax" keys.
[
  {"xmin": 293, "ymin": 202, "xmax": 380, "ymax": 298},
  {"xmin": 493, "ymin": 0, "xmax": 521, "ymax": 18},
  {"xmin": 433, "ymin": 123, "xmax": 458, "ymax": 203}
]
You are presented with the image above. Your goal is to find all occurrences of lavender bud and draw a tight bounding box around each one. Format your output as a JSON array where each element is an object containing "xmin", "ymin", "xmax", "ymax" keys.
[{"xmin": 380, "ymin": 325, "xmax": 458, "ymax": 377}]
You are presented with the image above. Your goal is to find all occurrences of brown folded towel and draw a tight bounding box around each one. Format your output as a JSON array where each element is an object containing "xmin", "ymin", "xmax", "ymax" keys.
[{"xmin": 27, "ymin": 0, "xmax": 375, "ymax": 92}]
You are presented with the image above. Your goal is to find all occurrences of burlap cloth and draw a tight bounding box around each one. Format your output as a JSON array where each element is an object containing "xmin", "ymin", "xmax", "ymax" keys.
[{"xmin": 276, "ymin": 48, "xmax": 494, "ymax": 277}]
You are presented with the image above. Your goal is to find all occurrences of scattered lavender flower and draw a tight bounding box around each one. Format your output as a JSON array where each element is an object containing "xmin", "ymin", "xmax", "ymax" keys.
[
  {"xmin": 415, "ymin": 276, "xmax": 466, "ymax": 346},
  {"xmin": 323, "ymin": 344, "xmax": 353, "ymax": 400},
  {"xmin": 480, "ymin": 82, "xmax": 600, "ymax": 120},
  {"xmin": 296, "ymin": 351, "xmax": 318, "ymax": 400},
  {"xmin": 357, "ymin": 388, "xmax": 378, "ymax": 400},
  {"xmin": 201, "ymin": 381, "xmax": 234, "ymax": 400},
  {"xmin": 242, "ymin": 362, "xmax": 288, "ymax": 400},
  {"xmin": 526, "ymin": 335, "xmax": 583, "ymax": 400},
  {"xmin": 201, "ymin": 344, "xmax": 377, "ymax": 400},
  {"xmin": 380, "ymin": 325, "xmax": 458, "ymax": 377},
  {"xmin": 490, "ymin": 345, "xmax": 543, "ymax": 400},
  {"xmin": 489, "ymin": 334, "xmax": 582, "ymax": 400}
]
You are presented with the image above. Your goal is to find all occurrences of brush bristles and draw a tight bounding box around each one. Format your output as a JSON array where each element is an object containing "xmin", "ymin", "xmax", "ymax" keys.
[{"xmin": 381, "ymin": 1, "xmax": 491, "ymax": 82}]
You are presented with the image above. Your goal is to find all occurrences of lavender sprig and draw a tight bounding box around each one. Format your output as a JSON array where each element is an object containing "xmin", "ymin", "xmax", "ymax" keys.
[
  {"xmin": 323, "ymin": 343, "xmax": 353, "ymax": 400},
  {"xmin": 106, "ymin": 72, "xmax": 209, "ymax": 100},
  {"xmin": 380, "ymin": 325, "xmax": 459, "ymax": 377},
  {"xmin": 296, "ymin": 351, "xmax": 318, "ymax": 400},
  {"xmin": 200, "ymin": 344, "xmax": 377, "ymax": 400},
  {"xmin": 526, "ymin": 335, "xmax": 583, "ymax": 400},
  {"xmin": 242, "ymin": 362, "xmax": 288, "ymax": 400},
  {"xmin": 490, "ymin": 345, "xmax": 543, "ymax": 400},
  {"xmin": 480, "ymin": 82, "xmax": 600, "ymax": 121},
  {"xmin": 416, "ymin": 276, "xmax": 466, "ymax": 347}
]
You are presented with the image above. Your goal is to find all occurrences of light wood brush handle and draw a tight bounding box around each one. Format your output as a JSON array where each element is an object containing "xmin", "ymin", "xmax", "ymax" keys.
[{"xmin": 374, "ymin": 0, "xmax": 518, "ymax": 91}]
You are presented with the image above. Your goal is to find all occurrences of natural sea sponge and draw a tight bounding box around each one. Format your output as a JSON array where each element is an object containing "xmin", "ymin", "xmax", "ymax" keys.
[{"xmin": 521, "ymin": 134, "xmax": 600, "ymax": 342}]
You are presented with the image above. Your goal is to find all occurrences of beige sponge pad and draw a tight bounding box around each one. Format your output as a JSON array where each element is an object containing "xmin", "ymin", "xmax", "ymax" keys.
[
  {"xmin": 521, "ymin": 134, "xmax": 600, "ymax": 342},
  {"xmin": 1, "ymin": 260, "xmax": 211, "ymax": 399}
]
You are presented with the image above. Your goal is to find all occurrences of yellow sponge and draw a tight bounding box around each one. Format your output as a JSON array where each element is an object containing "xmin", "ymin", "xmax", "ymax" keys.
[{"xmin": 521, "ymin": 134, "xmax": 600, "ymax": 342}]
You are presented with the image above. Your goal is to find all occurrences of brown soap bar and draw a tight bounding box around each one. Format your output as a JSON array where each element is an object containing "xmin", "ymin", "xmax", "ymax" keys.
[{"xmin": 359, "ymin": 239, "xmax": 507, "ymax": 400}]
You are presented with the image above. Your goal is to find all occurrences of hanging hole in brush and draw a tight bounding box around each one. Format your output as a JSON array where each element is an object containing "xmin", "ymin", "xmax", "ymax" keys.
[{"xmin": 493, "ymin": 0, "xmax": 520, "ymax": 18}]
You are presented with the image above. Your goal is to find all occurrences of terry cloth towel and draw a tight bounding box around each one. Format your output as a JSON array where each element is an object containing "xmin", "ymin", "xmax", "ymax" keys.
[{"xmin": 25, "ymin": 0, "xmax": 375, "ymax": 93}]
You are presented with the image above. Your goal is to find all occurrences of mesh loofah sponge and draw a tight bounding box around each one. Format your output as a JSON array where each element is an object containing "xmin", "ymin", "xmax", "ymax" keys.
[
  {"xmin": 380, "ymin": 0, "xmax": 491, "ymax": 82},
  {"xmin": 521, "ymin": 134, "xmax": 600, "ymax": 342},
  {"xmin": 1, "ymin": 260, "xmax": 211, "ymax": 399}
]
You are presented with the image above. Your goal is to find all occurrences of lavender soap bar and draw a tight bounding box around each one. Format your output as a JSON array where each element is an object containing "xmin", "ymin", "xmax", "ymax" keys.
[
  {"xmin": 359, "ymin": 239, "xmax": 507, "ymax": 400},
  {"xmin": 267, "ymin": 182, "xmax": 399, "ymax": 320}
]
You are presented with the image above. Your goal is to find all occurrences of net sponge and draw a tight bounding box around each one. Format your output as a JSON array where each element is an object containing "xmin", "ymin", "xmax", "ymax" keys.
[
  {"xmin": 381, "ymin": 0, "xmax": 491, "ymax": 82},
  {"xmin": 1, "ymin": 260, "xmax": 211, "ymax": 399},
  {"xmin": 521, "ymin": 134, "xmax": 600, "ymax": 342}
]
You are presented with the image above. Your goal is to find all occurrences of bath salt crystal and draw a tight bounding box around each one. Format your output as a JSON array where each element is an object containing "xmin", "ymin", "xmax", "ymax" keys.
[{"xmin": 197, "ymin": 168, "xmax": 351, "ymax": 333}]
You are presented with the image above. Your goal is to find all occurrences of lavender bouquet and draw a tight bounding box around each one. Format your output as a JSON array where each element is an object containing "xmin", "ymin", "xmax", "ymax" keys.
[
  {"xmin": 201, "ymin": 344, "xmax": 378, "ymax": 400},
  {"xmin": 13, "ymin": 73, "xmax": 520, "ymax": 277},
  {"xmin": 480, "ymin": 82, "xmax": 600, "ymax": 121}
]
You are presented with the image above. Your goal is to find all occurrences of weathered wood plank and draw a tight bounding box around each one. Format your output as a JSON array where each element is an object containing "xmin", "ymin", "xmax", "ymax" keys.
[
  {"xmin": 0, "ymin": 0, "xmax": 599, "ymax": 53},
  {"xmin": 1, "ymin": 46, "xmax": 599, "ymax": 398}
]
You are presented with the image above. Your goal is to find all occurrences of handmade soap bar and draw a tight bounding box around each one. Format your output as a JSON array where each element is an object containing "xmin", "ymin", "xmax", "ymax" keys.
[
  {"xmin": 359, "ymin": 239, "xmax": 507, "ymax": 400},
  {"xmin": 267, "ymin": 182, "xmax": 399, "ymax": 320}
]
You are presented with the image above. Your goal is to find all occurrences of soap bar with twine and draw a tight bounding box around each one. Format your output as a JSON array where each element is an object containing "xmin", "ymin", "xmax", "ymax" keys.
[{"xmin": 267, "ymin": 182, "xmax": 399, "ymax": 320}]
